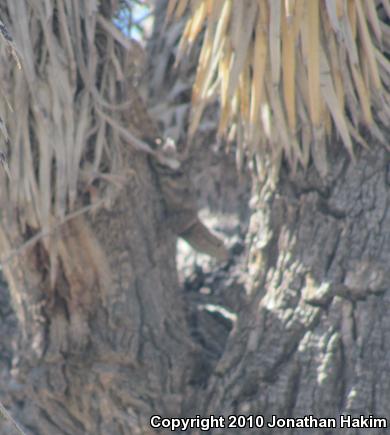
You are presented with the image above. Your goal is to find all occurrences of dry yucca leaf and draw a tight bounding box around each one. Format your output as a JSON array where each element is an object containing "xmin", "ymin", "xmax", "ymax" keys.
[
  {"xmin": 0, "ymin": 0, "xmax": 160, "ymax": 282},
  {"xmin": 347, "ymin": 0, "xmax": 357, "ymax": 39},
  {"xmin": 239, "ymin": 55, "xmax": 251, "ymax": 129},
  {"xmin": 306, "ymin": 0, "xmax": 321, "ymax": 127},
  {"xmin": 168, "ymin": 0, "xmax": 390, "ymax": 176},
  {"xmin": 212, "ymin": 0, "xmax": 232, "ymax": 62},
  {"xmin": 320, "ymin": 51, "xmax": 354, "ymax": 159},
  {"xmin": 324, "ymin": 0, "xmax": 340, "ymax": 33},
  {"xmin": 226, "ymin": 0, "xmax": 257, "ymax": 100},
  {"xmin": 326, "ymin": 31, "xmax": 345, "ymax": 109},
  {"xmin": 296, "ymin": 93, "xmax": 311, "ymax": 168},
  {"xmin": 175, "ymin": 0, "xmax": 190, "ymax": 20},
  {"xmin": 282, "ymin": 2, "xmax": 296, "ymax": 132},
  {"xmin": 364, "ymin": 0, "xmax": 382, "ymax": 44},
  {"xmin": 218, "ymin": 40, "xmax": 232, "ymax": 107},
  {"xmin": 285, "ymin": 0, "xmax": 296, "ymax": 21},
  {"xmin": 190, "ymin": 0, "xmax": 230, "ymax": 105},
  {"xmin": 187, "ymin": 1, "xmax": 207, "ymax": 44},
  {"xmin": 269, "ymin": 0, "xmax": 282, "ymax": 86},
  {"xmin": 333, "ymin": 0, "xmax": 344, "ymax": 19},
  {"xmin": 356, "ymin": 0, "xmax": 381, "ymax": 90},
  {"xmin": 165, "ymin": 0, "xmax": 179, "ymax": 24},
  {"xmin": 266, "ymin": 79, "xmax": 296, "ymax": 165},
  {"xmin": 351, "ymin": 64, "xmax": 373, "ymax": 125},
  {"xmin": 249, "ymin": 4, "xmax": 268, "ymax": 142},
  {"xmin": 230, "ymin": 0, "xmax": 244, "ymax": 51}
]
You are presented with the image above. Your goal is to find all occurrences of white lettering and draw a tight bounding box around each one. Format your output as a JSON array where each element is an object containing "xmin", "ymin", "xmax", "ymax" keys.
[{"xmin": 150, "ymin": 416, "xmax": 161, "ymax": 428}]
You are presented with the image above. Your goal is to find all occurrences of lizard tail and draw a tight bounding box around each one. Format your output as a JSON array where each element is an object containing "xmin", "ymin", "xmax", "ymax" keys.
[{"xmin": 179, "ymin": 220, "xmax": 229, "ymax": 261}]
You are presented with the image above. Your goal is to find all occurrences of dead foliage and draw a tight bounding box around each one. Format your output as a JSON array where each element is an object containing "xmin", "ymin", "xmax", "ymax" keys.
[
  {"xmin": 167, "ymin": 0, "xmax": 390, "ymax": 180},
  {"xmin": 0, "ymin": 1, "xmax": 147, "ymax": 287}
]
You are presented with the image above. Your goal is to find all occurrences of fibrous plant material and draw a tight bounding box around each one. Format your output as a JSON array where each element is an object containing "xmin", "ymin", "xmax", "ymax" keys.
[
  {"xmin": 0, "ymin": 17, "xmax": 20, "ymax": 175},
  {"xmin": 0, "ymin": 0, "xmax": 229, "ymax": 294},
  {"xmin": 0, "ymin": 399, "xmax": 27, "ymax": 435},
  {"xmin": 167, "ymin": 0, "xmax": 390, "ymax": 178},
  {"xmin": 0, "ymin": 0, "xmax": 148, "ymax": 284}
]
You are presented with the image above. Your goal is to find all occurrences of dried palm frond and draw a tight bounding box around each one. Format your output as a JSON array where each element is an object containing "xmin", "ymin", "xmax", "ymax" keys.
[
  {"xmin": 0, "ymin": 17, "xmax": 20, "ymax": 177},
  {"xmin": 0, "ymin": 0, "xmax": 152, "ymax": 285},
  {"xmin": 0, "ymin": 16, "xmax": 21, "ymax": 69},
  {"xmin": 167, "ymin": 0, "xmax": 390, "ymax": 178}
]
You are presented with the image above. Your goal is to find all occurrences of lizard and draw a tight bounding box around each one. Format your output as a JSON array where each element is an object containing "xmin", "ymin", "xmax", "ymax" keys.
[{"xmin": 123, "ymin": 81, "xmax": 229, "ymax": 261}]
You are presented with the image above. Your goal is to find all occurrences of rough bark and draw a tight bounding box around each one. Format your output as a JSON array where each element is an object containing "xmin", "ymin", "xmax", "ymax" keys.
[
  {"xmin": 148, "ymin": 3, "xmax": 390, "ymax": 434},
  {"xmin": 5, "ymin": 140, "xmax": 390, "ymax": 435},
  {"xmin": 190, "ymin": 144, "xmax": 390, "ymax": 435},
  {"xmin": 1, "ymin": 150, "xmax": 201, "ymax": 434},
  {"xmin": 1, "ymin": 1, "xmax": 390, "ymax": 435},
  {"xmin": 0, "ymin": 1, "xmax": 205, "ymax": 433}
]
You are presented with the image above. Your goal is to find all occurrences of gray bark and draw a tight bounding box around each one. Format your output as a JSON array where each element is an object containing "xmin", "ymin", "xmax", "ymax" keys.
[
  {"xmin": 6, "ymin": 141, "xmax": 390, "ymax": 435},
  {"xmin": 1, "ymin": 1, "xmax": 390, "ymax": 434},
  {"xmin": 193, "ymin": 145, "xmax": 390, "ymax": 435},
  {"xmin": 2, "ymin": 151, "xmax": 198, "ymax": 434}
]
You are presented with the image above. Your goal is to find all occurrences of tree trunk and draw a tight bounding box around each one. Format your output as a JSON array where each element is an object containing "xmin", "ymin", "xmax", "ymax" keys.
[
  {"xmin": 1, "ymin": 150, "xmax": 202, "ymax": 434},
  {"xmin": 1, "ymin": 1, "xmax": 390, "ymax": 435},
  {"xmin": 190, "ymin": 144, "xmax": 390, "ymax": 435}
]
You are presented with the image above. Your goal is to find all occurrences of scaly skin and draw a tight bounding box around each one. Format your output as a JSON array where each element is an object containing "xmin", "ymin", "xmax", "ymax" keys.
[{"xmin": 124, "ymin": 83, "xmax": 228, "ymax": 260}]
